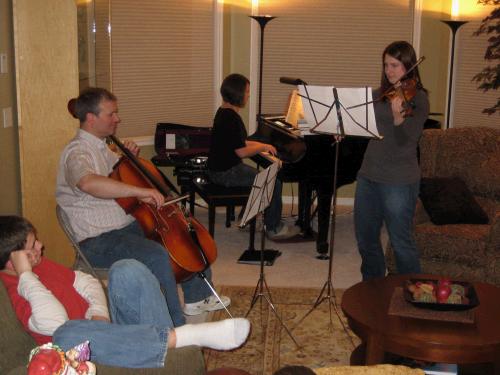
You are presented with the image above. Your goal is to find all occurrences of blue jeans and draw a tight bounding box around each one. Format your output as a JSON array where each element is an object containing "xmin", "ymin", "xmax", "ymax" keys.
[
  {"xmin": 208, "ymin": 163, "xmax": 282, "ymax": 231},
  {"xmin": 53, "ymin": 260, "xmax": 173, "ymax": 368},
  {"xmin": 354, "ymin": 176, "xmax": 420, "ymax": 280},
  {"xmin": 79, "ymin": 221, "xmax": 213, "ymax": 326}
]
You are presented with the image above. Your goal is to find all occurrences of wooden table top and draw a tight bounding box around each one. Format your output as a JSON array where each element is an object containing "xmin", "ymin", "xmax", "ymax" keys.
[{"xmin": 341, "ymin": 274, "xmax": 500, "ymax": 366}]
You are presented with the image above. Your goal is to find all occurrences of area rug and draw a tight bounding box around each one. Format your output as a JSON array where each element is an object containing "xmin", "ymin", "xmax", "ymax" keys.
[{"xmin": 204, "ymin": 285, "xmax": 361, "ymax": 374}]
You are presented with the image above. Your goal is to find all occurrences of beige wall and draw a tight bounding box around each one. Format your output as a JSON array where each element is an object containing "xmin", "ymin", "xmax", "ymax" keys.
[
  {"xmin": 223, "ymin": 1, "xmax": 252, "ymax": 126},
  {"xmin": 13, "ymin": 0, "xmax": 79, "ymax": 265},
  {"xmin": 0, "ymin": 0, "xmax": 21, "ymax": 215}
]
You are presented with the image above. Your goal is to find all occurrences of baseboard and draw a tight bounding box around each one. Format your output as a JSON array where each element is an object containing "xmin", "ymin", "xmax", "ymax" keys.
[
  {"xmin": 193, "ymin": 196, "xmax": 354, "ymax": 208},
  {"xmin": 282, "ymin": 196, "xmax": 354, "ymax": 206}
]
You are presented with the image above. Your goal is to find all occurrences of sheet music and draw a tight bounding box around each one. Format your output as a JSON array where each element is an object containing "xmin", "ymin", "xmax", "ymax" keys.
[
  {"xmin": 298, "ymin": 86, "xmax": 381, "ymax": 139},
  {"xmin": 285, "ymin": 89, "xmax": 304, "ymax": 128},
  {"xmin": 240, "ymin": 162, "xmax": 280, "ymax": 227}
]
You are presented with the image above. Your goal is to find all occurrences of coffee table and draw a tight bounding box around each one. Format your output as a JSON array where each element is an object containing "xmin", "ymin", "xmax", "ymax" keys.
[{"xmin": 341, "ymin": 274, "xmax": 500, "ymax": 374}]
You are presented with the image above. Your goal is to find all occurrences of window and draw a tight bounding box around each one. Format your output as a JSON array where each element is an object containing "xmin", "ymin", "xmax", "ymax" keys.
[{"xmin": 110, "ymin": 0, "xmax": 215, "ymax": 137}]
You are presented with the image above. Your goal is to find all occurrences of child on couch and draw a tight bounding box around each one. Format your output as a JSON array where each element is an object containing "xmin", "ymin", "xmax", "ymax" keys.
[{"xmin": 0, "ymin": 215, "xmax": 250, "ymax": 368}]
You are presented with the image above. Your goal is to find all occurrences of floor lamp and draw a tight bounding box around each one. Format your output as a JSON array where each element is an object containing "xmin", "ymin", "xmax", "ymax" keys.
[
  {"xmin": 250, "ymin": 15, "xmax": 276, "ymax": 118},
  {"xmin": 241, "ymin": 15, "xmax": 281, "ymax": 263},
  {"xmin": 246, "ymin": 14, "xmax": 300, "ymax": 348},
  {"xmin": 441, "ymin": 20, "xmax": 468, "ymax": 129}
]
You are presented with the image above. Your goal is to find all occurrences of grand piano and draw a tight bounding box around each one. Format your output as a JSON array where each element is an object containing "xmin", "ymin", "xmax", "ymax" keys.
[
  {"xmin": 152, "ymin": 119, "xmax": 368, "ymax": 255},
  {"xmin": 249, "ymin": 115, "xmax": 368, "ymax": 254}
]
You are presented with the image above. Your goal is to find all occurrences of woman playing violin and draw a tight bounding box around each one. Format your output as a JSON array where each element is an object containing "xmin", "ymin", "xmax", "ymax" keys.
[
  {"xmin": 354, "ymin": 41, "xmax": 429, "ymax": 280},
  {"xmin": 57, "ymin": 88, "xmax": 230, "ymax": 325},
  {"xmin": 207, "ymin": 73, "xmax": 300, "ymax": 240}
]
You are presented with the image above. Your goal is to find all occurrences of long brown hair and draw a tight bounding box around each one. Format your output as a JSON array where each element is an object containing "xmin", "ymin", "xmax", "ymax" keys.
[{"xmin": 380, "ymin": 41, "xmax": 425, "ymax": 96}]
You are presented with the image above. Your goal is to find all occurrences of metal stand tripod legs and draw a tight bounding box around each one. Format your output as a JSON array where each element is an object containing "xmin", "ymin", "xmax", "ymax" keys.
[
  {"xmin": 245, "ymin": 223, "xmax": 300, "ymax": 348},
  {"xmin": 296, "ymin": 242, "xmax": 340, "ymax": 328},
  {"xmin": 294, "ymin": 140, "xmax": 346, "ymax": 330}
]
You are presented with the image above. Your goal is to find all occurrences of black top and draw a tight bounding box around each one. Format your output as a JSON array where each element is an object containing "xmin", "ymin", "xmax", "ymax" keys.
[{"xmin": 207, "ymin": 107, "xmax": 247, "ymax": 172}]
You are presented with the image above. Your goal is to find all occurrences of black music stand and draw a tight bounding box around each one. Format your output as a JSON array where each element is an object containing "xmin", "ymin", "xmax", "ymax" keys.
[
  {"xmin": 238, "ymin": 162, "xmax": 300, "ymax": 347},
  {"xmin": 238, "ymin": 162, "xmax": 281, "ymax": 265},
  {"xmin": 294, "ymin": 84, "xmax": 380, "ymax": 327}
]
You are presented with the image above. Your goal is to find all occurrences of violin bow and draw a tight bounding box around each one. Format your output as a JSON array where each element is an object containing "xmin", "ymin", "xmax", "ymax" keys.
[{"xmin": 346, "ymin": 56, "xmax": 426, "ymax": 110}]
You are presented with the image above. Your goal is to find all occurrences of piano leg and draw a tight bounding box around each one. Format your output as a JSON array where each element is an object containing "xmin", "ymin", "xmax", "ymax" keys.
[
  {"xmin": 297, "ymin": 180, "xmax": 315, "ymax": 238},
  {"xmin": 315, "ymin": 181, "xmax": 334, "ymax": 256}
]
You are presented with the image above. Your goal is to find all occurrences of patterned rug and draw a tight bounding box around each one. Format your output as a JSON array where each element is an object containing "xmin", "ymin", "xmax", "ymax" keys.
[{"xmin": 204, "ymin": 285, "xmax": 361, "ymax": 374}]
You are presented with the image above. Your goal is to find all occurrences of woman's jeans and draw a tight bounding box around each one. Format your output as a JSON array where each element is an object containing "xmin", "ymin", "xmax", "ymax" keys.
[
  {"xmin": 208, "ymin": 163, "xmax": 282, "ymax": 231},
  {"xmin": 354, "ymin": 176, "xmax": 420, "ymax": 280},
  {"xmin": 79, "ymin": 221, "xmax": 213, "ymax": 326},
  {"xmin": 53, "ymin": 260, "xmax": 173, "ymax": 368}
]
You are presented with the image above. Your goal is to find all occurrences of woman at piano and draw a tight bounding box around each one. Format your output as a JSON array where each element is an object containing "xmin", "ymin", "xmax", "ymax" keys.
[
  {"xmin": 207, "ymin": 73, "xmax": 300, "ymax": 241},
  {"xmin": 354, "ymin": 41, "xmax": 429, "ymax": 280}
]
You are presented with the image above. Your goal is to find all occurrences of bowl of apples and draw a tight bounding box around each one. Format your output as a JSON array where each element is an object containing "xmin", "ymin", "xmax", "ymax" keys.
[{"xmin": 404, "ymin": 278, "xmax": 480, "ymax": 311}]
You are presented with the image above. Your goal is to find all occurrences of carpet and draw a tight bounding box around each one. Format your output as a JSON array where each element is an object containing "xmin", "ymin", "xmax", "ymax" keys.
[{"xmin": 204, "ymin": 285, "xmax": 361, "ymax": 375}]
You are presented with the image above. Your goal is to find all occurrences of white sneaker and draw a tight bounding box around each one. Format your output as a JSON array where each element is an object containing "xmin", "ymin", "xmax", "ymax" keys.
[
  {"xmin": 266, "ymin": 224, "xmax": 301, "ymax": 241},
  {"xmin": 183, "ymin": 295, "xmax": 231, "ymax": 316}
]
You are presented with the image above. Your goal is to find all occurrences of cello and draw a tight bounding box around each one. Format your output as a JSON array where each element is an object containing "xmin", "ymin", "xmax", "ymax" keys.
[{"xmin": 108, "ymin": 134, "xmax": 217, "ymax": 283}]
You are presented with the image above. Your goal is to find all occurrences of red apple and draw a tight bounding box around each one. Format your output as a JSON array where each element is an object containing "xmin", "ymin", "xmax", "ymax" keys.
[
  {"xmin": 436, "ymin": 285, "xmax": 452, "ymax": 303},
  {"xmin": 28, "ymin": 348, "xmax": 63, "ymax": 375},
  {"xmin": 438, "ymin": 278, "xmax": 452, "ymax": 288}
]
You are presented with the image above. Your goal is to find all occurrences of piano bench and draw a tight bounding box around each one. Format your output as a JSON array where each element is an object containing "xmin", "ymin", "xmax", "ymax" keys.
[{"xmin": 190, "ymin": 181, "xmax": 251, "ymax": 238}]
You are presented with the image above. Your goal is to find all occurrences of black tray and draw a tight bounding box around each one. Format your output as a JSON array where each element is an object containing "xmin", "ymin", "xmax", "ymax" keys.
[{"xmin": 404, "ymin": 278, "xmax": 480, "ymax": 311}]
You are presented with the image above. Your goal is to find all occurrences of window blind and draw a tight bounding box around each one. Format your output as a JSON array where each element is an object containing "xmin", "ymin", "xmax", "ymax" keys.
[
  {"xmin": 110, "ymin": 0, "xmax": 214, "ymax": 137},
  {"xmin": 258, "ymin": 0, "xmax": 415, "ymax": 115},
  {"xmin": 452, "ymin": 5, "xmax": 499, "ymax": 129}
]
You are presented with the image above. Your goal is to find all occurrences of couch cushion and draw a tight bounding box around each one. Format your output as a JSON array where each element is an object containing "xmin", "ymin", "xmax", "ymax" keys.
[
  {"xmin": 416, "ymin": 223, "xmax": 490, "ymax": 265},
  {"xmin": 0, "ymin": 282, "xmax": 205, "ymax": 375},
  {"xmin": 420, "ymin": 177, "xmax": 489, "ymax": 225},
  {"xmin": 0, "ymin": 282, "xmax": 36, "ymax": 373}
]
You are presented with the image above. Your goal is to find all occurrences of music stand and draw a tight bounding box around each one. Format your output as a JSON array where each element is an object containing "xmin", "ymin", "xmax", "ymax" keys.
[
  {"xmin": 294, "ymin": 84, "xmax": 381, "ymax": 327},
  {"xmin": 238, "ymin": 162, "xmax": 300, "ymax": 347},
  {"xmin": 237, "ymin": 161, "xmax": 281, "ymax": 266}
]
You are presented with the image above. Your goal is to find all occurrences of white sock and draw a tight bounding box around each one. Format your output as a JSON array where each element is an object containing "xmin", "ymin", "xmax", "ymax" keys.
[{"xmin": 174, "ymin": 318, "xmax": 250, "ymax": 351}]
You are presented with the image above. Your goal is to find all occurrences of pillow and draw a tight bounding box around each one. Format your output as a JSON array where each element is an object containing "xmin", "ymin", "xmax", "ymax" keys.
[{"xmin": 419, "ymin": 177, "xmax": 489, "ymax": 225}]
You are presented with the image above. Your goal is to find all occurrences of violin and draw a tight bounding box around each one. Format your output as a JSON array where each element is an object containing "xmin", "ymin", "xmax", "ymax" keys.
[
  {"xmin": 346, "ymin": 56, "xmax": 425, "ymax": 117},
  {"xmin": 381, "ymin": 78, "xmax": 418, "ymax": 118},
  {"xmin": 108, "ymin": 135, "xmax": 218, "ymax": 283}
]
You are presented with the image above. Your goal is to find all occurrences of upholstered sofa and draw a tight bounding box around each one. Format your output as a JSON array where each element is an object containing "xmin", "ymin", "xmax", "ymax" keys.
[
  {"xmin": 0, "ymin": 282, "xmax": 205, "ymax": 375},
  {"xmin": 386, "ymin": 127, "xmax": 500, "ymax": 285}
]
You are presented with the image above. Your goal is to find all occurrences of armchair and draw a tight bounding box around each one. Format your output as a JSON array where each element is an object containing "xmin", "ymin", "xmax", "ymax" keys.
[{"xmin": 385, "ymin": 127, "xmax": 500, "ymax": 285}]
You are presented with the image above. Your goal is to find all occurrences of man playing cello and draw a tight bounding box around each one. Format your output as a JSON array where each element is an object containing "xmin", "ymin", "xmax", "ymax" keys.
[{"xmin": 56, "ymin": 87, "xmax": 229, "ymax": 327}]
